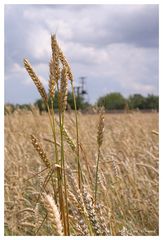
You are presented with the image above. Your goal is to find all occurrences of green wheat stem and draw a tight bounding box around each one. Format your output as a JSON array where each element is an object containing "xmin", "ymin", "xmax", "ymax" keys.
[
  {"xmin": 61, "ymin": 112, "xmax": 70, "ymax": 235},
  {"xmin": 56, "ymin": 82, "xmax": 69, "ymax": 235},
  {"xmin": 49, "ymin": 98, "xmax": 59, "ymax": 164},
  {"xmin": 71, "ymin": 81, "xmax": 82, "ymax": 189},
  {"xmin": 48, "ymin": 98, "xmax": 67, "ymax": 235}
]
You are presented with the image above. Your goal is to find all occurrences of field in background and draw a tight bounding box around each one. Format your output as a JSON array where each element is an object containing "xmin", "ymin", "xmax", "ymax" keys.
[{"xmin": 4, "ymin": 110, "xmax": 159, "ymax": 236}]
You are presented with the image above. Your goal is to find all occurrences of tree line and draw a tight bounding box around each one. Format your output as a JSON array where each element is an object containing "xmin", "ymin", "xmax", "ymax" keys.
[
  {"xmin": 97, "ymin": 92, "xmax": 159, "ymax": 111},
  {"xmin": 5, "ymin": 92, "xmax": 159, "ymax": 114}
]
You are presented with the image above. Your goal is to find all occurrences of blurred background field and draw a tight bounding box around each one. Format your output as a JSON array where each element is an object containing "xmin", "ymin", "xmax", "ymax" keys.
[{"xmin": 4, "ymin": 110, "xmax": 159, "ymax": 235}]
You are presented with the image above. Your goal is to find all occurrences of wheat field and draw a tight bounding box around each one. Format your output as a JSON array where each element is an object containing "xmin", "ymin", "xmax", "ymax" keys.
[
  {"xmin": 4, "ymin": 35, "xmax": 159, "ymax": 236},
  {"xmin": 4, "ymin": 110, "xmax": 159, "ymax": 236}
]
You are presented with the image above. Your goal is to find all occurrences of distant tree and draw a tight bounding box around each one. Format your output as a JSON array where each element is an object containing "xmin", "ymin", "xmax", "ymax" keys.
[
  {"xmin": 17, "ymin": 104, "xmax": 32, "ymax": 111},
  {"xmin": 144, "ymin": 94, "xmax": 159, "ymax": 110},
  {"xmin": 97, "ymin": 92, "xmax": 126, "ymax": 110},
  {"xmin": 34, "ymin": 99, "xmax": 47, "ymax": 114},
  {"xmin": 67, "ymin": 92, "xmax": 86, "ymax": 110},
  {"xmin": 34, "ymin": 91, "xmax": 90, "ymax": 113},
  {"xmin": 128, "ymin": 94, "xmax": 146, "ymax": 109}
]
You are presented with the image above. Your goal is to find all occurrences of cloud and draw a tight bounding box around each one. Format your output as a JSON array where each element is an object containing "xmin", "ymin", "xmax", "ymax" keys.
[
  {"xmin": 21, "ymin": 4, "xmax": 158, "ymax": 48},
  {"xmin": 4, "ymin": 4, "xmax": 159, "ymax": 104}
]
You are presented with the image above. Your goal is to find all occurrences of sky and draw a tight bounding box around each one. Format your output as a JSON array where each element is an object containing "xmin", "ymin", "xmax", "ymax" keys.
[{"xmin": 4, "ymin": 4, "xmax": 159, "ymax": 104}]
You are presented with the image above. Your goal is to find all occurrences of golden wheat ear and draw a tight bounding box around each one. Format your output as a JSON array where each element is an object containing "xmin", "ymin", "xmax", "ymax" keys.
[
  {"xmin": 42, "ymin": 194, "xmax": 63, "ymax": 236},
  {"xmin": 24, "ymin": 59, "xmax": 48, "ymax": 103},
  {"xmin": 49, "ymin": 35, "xmax": 60, "ymax": 98},
  {"xmin": 59, "ymin": 66, "xmax": 68, "ymax": 113},
  {"xmin": 51, "ymin": 34, "xmax": 73, "ymax": 82},
  {"xmin": 31, "ymin": 134, "xmax": 51, "ymax": 169},
  {"xmin": 49, "ymin": 59, "xmax": 56, "ymax": 98},
  {"xmin": 97, "ymin": 111, "xmax": 105, "ymax": 148}
]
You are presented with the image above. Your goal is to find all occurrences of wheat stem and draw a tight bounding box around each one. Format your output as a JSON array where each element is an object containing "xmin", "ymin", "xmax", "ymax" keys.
[{"xmin": 71, "ymin": 81, "xmax": 82, "ymax": 189}]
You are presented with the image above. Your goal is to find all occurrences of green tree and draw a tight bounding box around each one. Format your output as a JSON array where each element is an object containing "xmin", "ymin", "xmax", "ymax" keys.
[
  {"xmin": 97, "ymin": 92, "xmax": 126, "ymax": 110},
  {"xmin": 128, "ymin": 94, "xmax": 146, "ymax": 109},
  {"xmin": 34, "ymin": 99, "xmax": 47, "ymax": 113},
  {"xmin": 34, "ymin": 91, "xmax": 90, "ymax": 113},
  {"xmin": 67, "ymin": 92, "xmax": 88, "ymax": 110},
  {"xmin": 145, "ymin": 94, "xmax": 159, "ymax": 110}
]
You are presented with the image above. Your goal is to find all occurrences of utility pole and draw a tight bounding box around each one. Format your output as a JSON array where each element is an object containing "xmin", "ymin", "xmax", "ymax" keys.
[
  {"xmin": 74, "ymin": 76, "xmax": 88, "ymax": 101},
  {"xmin": 79, "ymin": 76, "xmax": 87, "ymax": 96}
]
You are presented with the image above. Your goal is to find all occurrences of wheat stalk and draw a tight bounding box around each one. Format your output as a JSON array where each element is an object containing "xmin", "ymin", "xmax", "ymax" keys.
[
  {"xmin": 95, "ymin": 110, "xmax": 105, "ymax": 204},
  {"xmin": 62, "ymin": 126, "xmax": 76, "ymax": 152}
]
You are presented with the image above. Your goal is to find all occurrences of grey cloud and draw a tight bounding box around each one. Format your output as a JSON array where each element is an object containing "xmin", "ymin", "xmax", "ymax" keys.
[
  {"xmin": 109, "ymin": 5, "xmax": 159, "ymax": 48},
  {"xmin": 67, "ymin": 5, "xmax": 159, "ymax": 48},
  {"xmin": 4, "ymin": 4, "xmax": 159, "ymax": 104}
]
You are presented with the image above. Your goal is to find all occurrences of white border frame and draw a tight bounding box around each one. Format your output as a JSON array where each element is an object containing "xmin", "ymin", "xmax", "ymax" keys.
[{"xmin": 1, "ymin": 1, "xmax": 161, "ymax": 239}]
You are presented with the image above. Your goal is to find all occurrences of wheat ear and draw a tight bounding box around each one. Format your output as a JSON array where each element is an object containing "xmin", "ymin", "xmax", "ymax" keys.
[
  {"xmin": 24, "ymin": 59, "xmax": 48, "ymax": 103},
  {"xmin": 82, "ymin": 188, "xmax": 101, "ymax": 235},
  {"xmin": 31, "ymin": 135, "xmax": 51, "ymax": 169},
  {"xmin": 42, "ymin": 194, "xmax": 63, "ymax": 235},
  {"xmin": 97, "ymin": 111, "xmax": 105, "ymax": 147},
  {"xmin": 62, "ymin": 127, "xmax": 76, "ymax": 152},
  {"xmin": 57, "ymin": 46, "xmax": 73, "ymax": 82},
  {"xmin": 95, "ymin": 203, "xmax": 110, "ymax": 235},
  {"xmin": 51, "ymin": 34, "xmax": 73, "ymax": 81},
  {"xmin": 49, "ymin": 35, "xmax": 60, "ymax": 97},
  {"xmin": 59, "ymin": 66, "xmax": 68, "ymax": 112},
  {"xmin": 49, "ymin": 59, "xmax": 56, "ymax": 98}
]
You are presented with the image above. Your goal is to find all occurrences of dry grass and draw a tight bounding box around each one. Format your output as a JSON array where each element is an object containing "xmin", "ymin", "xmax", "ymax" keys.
[{"xmin": 4, "ymin": 110, "xmax": 159, "ymax": 235}]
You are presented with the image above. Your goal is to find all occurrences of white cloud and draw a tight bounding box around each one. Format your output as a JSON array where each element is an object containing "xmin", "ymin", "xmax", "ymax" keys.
[
  {"xmin": 10, "ymin": 63, "xmax": 24, "ymax": 74},
  {"xmin": 26, "ymin": 27, "xmax": 51, "ymax": 60}
]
